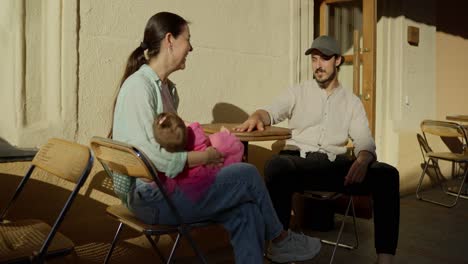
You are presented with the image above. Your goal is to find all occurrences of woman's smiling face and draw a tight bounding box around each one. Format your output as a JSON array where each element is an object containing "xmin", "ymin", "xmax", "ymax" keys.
[{"xmin": 171, "ymin": 24, "xmax": 193, "ymax": 70}]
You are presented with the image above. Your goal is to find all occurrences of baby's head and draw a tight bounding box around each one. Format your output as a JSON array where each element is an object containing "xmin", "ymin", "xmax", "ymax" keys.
[{"xmin": 153, "ymin": 112, "xmax": 187, "ymax": 152}]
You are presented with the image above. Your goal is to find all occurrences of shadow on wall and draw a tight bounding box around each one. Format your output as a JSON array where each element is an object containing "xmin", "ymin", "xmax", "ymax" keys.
[
  {"xmin": 210, "ymin": 102, "xmax": 279, "ymax": 177},
  {"xmin": 314, "ymin": 0, "xmax": 468, "ymax": 54},
  {"xmin": 210, "ymin": 102, "xmax": 250, "ymax": 124},
  {"xmin": 378, "ymin": 0, "xmax": 468, "ymax": 39}
]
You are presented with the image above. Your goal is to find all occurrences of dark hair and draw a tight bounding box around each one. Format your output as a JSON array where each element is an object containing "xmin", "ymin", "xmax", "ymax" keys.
[
  {"xmin": 335, "ymin": 55, "xmax": 344, "ymax": 71},
  {"xmin": 108, "ymin": 12, "xmax": 188, "ymax": 138},
  {"xmin": 153, "ymin": 112, "xmax": 187, "ymax": 152},
  {"xmin": 119, "ymin": 12, "xmax": 188, "ymax": 87}
]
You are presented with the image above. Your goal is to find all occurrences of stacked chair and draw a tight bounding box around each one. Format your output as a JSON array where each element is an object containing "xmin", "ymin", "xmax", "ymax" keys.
[
  {"xmin": 416, "ymin": 120, "xmax": 468, "ymax": 207},
  {"xmin": 0, "ymin": 138, "xmax": 93, "ymax": 263}
]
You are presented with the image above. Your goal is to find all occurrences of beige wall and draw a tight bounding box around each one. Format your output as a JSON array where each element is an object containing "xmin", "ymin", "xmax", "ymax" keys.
[
  {"xmin": 435, "ymin": 1, "xmax": 468, "ymax": 120},
  {"xmin": 1, "ymin": 0, "xmax": 314, "ymax": 199},
  {"xmin": 375, "ymin": 0, "xmax": 468, "ymax": 194},
  {"xmin": 1, "ymin": 0, "xmax": 313, "ymax": 148},
  {"xmin": 78, "ymin": 0, "xmax": 297, "ymax": 142},
  {"xmin": 0, "ymin": 1, "xmax": 314, "ymax": 251},
  {"xmin": 435, "ymin": 36, "xmax": 468, "ymax": 120},
  {"xmin": 2, "ymin": 0, "xmax": 467, "ymax": 196},
  {"xmin": 376, "ymin": 0, "xmax": 438, "ymax": 194},
  {"xmin": 0, "ymin": 0, "xmax": 78, "ymax": 147}
]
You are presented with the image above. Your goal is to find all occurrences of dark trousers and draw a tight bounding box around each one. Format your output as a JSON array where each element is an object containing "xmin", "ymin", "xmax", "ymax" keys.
[{"xmin": 264, "ymin": 151, "xmax": 400, "ymax": 255}]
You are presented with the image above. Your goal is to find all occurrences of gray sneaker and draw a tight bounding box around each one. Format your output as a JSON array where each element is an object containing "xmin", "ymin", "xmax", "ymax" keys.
[{"xmin": 267, "ymin": 230, "xmax": 321, "ymax": 263}]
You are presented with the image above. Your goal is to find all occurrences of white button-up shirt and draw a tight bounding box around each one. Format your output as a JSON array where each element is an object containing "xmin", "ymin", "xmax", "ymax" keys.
[{"xmin": 263, "ymin": 80, "xmax": 376, "ymax": 161}]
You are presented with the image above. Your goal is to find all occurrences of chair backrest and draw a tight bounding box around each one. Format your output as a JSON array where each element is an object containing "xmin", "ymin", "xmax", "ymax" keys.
[
  {"xmin": 417, "ymin": 133, "xmax": 432, "ymax": 155},
  {"xmin": 420, "ymin": 120, "xmax": 468, "ymax": 153},
  {"xmin": 89, "ymin": 136, "xmax": 184, "ymax": 223},
  {"xmin": 90, "ymin": 137, "xmax": 156, "ymax": 205},
  {"xmin": 32, "ymin": 138, "xmax": 93, "ymax": 183},
  {"xmin": 421, "ymin": 120, "xmax": 468, "ymax": 139},
  {"xmin": 0, "ymin": 138, "xmax": 94, "ymax": 262},
  {"xmin": 90, "ymin": 137, "xmax": 154, "ymax": 180}
]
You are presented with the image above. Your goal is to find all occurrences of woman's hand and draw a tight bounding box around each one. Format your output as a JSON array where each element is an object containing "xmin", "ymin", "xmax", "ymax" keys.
[{"xmin": 204, "ymin": 146, "xmax": 224, "ymax": 168}]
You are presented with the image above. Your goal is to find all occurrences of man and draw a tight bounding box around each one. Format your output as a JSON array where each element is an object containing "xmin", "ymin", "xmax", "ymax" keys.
[{"xmin": 237, "ymin": 35, "xmax": 399, "ymax": 264}]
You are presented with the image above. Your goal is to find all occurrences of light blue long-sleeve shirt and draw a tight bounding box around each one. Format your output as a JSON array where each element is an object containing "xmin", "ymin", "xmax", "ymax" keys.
[{"xmin": 113, "ymin": 64, "xmax": 187, "ymax": 177}]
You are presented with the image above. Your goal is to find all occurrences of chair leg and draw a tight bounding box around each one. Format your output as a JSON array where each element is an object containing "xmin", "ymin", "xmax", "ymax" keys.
[
  {"xmin": 445, "ymin": 163, "xmax": 468, "ymax": 200},
  {"xmin": 167, "ymin": 233, "xmax": 181, "ymax": 264},
  {"xmin": 350, "ymin": 198, "xmax": 359, "ymax": 249},
  {"xmin": 417, "ymin": 159, "xmax": 468, "ymax": 207},
  {"xmin": 322, "ymin": 196, "xmax": 359, "ymax": 264},
  {"xmin": 178, "ymin": 226, "xmax": 209, "ymax": 264},
  {"xmin": 145, "ymin": 234, "xmax": 167, "ymax": 263},
  {"xmin": 416, "ymin": 159, "xmax": 431, "ymax": 200},
  {"xmin": 104, "ymin": 222, "xmax": 124, "ymax": 264},
  {"xmin": 445, "ymin": 168, "xmax": 468, "ymax": 203}
]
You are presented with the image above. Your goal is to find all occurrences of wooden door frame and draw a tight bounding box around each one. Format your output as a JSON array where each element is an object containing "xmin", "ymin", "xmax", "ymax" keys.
[{"xmin": 319, "ymin": 0, "xmax": 376, "ymax": 135}]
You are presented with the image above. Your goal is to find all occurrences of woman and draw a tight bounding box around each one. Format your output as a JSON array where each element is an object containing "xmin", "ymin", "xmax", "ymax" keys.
[{"xmin": 111, "ymin": 11, "xmax": 320, "ymax": 263}]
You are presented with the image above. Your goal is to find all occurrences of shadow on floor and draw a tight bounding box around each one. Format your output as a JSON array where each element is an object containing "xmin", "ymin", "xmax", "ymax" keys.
[
  {"xmin": 0, "ymin": 171, "xmax": 231, "ymax": 263},
  {"xmin": 2, "ymin": 171, "xmax": 468, "ymax": 263}
]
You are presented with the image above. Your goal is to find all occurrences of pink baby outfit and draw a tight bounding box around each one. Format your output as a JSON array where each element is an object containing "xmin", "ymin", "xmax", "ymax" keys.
[{"xmin": 162, "ymin": 122, "xmax": 244, "ymax": 201}]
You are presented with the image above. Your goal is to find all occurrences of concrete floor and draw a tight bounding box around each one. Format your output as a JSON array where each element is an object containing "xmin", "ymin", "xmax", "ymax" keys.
[
  {"xmin": 301, "ymin": 189, "xmax": 468, "ymax": 264},
  {"xmin": 1, "ymin": 171, "xmax": 467, "ymax": 264}
]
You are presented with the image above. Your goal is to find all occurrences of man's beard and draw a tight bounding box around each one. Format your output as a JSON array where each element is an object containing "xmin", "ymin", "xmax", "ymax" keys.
[{"xmin": 314, "ymin": 67, "xmax": 337, "ymax": 89}]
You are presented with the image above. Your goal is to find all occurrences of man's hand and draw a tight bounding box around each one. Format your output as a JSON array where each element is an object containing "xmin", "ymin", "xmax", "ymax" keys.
[
  {"xmin": 204, "ymin": 146, "xmax": 224, "ymax": 168},
  {"xmin": 235, "ymin": 110, "xmax": 270, "ymax": 132},
  {"xmin": 344, "ymin": 151, "xmax": 374, "ymax": 186}
]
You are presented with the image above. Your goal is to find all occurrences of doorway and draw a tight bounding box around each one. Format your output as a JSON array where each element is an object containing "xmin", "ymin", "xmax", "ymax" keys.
[{"xmin": 315, "ymin": 0, "xmax": 377, "ymax": 134}]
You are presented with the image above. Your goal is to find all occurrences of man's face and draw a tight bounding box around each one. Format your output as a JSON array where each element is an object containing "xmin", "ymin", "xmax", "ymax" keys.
[{"xmin": 311, "ymin": 50, "xmax": 340, "ymax": 88}]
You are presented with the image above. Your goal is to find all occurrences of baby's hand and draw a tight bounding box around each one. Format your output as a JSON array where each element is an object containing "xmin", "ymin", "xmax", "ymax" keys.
[
  {"xmin": 204, "ymin": 146, "xmax": 224, "ymax": 168},
  {"xmin": 220, "ymin": 126, "xmax": 231, "ymax": 134}
]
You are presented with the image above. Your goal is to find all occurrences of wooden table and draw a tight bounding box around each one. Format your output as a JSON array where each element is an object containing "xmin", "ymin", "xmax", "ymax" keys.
[
  {"xmin": 445, "ymin": 115, "xmax": 468, "ymax": 193},
  {"xmin": 201, "ymin": 123, "xmax": 291, "ymax": 161},
  {"xmin": 446, "ymin": 115, "xmax": 468, "ymax": 122},
  {"xmin": 445, "ymin": 114, "xmax": 468, "ymax": 133}
]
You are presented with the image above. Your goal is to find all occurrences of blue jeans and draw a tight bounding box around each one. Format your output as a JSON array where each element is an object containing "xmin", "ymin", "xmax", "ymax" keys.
[{"xmin": 128, "ymin": 163, "xmax": 283, "ymax": 264}]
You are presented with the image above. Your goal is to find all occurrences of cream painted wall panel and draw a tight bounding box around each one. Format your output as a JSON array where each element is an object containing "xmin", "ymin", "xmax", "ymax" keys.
[
  {"xmin": 396, "ymin": 3, "xmax": 437, "ymax": 191},
  {"xmin": 78, "ymin": 0, "xmax": 292, "ymax": 143},
  {"xmin": 400, "ymin": 19, "xmax": 436, "ymax": 131},
  {"xmin": 24, "ymin": 0, "xmax": 43, "ymax": 125},
  {"xmin": 0, "ymin": 0, "xmax": 22, "ymax": 143},
  {"xmin": 176, "ymin": 48, "xmax": 289, "ymax": 122},
  {"xmin": 376, "ymin": 0, "xmax": 437, "ymax": 192},
  {"xmin": 397, "ymin": 132, "xmax": 422, "ymax": 194},
  {"xmin": 376, "ymin": 13, "xmax": 406, "ymax": 166},
  {"xmin": 78, "ymin": 36, "xmax": 131, "ymax": 140},
  {"xmin": 436, "ymin": 33, "xmax": 468, "ymax": 120},
  {"xmin": 0, "ymin": 1, "xmax": 78, "ymax": 147}
]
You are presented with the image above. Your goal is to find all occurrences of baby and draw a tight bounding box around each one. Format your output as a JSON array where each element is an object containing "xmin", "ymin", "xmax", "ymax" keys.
[{"xmin": 153, "ymin": 112, "xmax": 244, "ymax": 201}]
